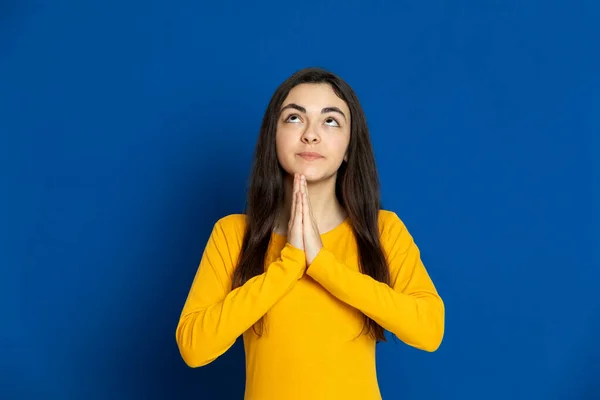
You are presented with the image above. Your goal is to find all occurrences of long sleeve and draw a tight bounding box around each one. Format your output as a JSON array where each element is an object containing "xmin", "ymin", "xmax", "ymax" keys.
[
  {"xmin": 176, "ymin": 218, "xmax": 306, "ymax": 367},
  {"xmin": 306, "ymin": 213, "xmax": 444, "ymax": 352}
]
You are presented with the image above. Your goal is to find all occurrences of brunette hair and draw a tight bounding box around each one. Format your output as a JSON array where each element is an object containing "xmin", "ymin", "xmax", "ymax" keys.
[{"xmin": 232, "ymin": 67, "xmax": 390, "ymax": 342}]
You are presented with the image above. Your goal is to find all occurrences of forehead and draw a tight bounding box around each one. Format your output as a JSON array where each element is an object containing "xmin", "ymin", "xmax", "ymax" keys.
[{"xmin": 282, "ymin": 83, "xmax": 349, "ymax": 113}]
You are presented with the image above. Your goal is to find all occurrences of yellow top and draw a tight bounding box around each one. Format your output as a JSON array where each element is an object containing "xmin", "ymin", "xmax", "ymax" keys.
[{"xmin": 176, "ymin": 210, "xmax": 445, "ymax": 400}]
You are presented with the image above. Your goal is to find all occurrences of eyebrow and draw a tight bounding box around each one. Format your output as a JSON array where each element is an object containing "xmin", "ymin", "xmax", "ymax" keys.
[{"xmin": 280, "ymin": 103, "xmax": 347, "ymax": 122}]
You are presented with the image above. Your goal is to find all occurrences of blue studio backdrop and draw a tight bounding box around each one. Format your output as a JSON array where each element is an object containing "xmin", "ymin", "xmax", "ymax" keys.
[{"xmin": 1, "ymin": 1, "xmax": 598, "ymax": 399}]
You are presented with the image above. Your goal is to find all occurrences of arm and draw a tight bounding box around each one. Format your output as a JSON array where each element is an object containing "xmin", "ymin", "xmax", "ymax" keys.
[
  {"xmin": 175, "ymin": 218, "xmax": 306, "ymax": 367},
  {"xmin": 306, "ymin": 213, "xmax": 444, "ymax": 352}
]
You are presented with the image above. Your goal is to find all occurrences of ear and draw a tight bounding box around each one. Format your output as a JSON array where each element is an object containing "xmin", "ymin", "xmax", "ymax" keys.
[{"xmin": 343, "ymin": 152, "xmax": 348, "ymax": 162}]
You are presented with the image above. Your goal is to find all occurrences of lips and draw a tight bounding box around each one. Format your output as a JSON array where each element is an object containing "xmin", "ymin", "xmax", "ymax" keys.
[{"xmin": 297, "ymin": 152, "xmax": 324, "ymax": 161}]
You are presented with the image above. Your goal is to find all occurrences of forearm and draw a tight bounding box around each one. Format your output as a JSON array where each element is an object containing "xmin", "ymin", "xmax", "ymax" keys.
[
  {"xmin": 307, "ymin": 248, "xmax": 444, "ymax": 351},
  {"xmin": 176, "ymin": 244, "xmax": 305, "ymax": 367}
]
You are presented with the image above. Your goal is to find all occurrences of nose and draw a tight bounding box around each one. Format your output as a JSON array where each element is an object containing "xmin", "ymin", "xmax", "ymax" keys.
[{"xmin": 301, "ymin": 125, "xmax": 320, "ymax": 144}]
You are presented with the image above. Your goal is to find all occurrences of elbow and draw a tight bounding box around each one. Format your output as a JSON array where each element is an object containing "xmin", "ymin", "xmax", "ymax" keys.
[
  {"xmin": 421, "ymin": 298, "xmax": 445, "ymax": 352},
  {"xmin": 175, "ymin": 317, "xmax": 219, "ymax": 368},
  {"xmin": 420, "ymin": 325, "xmax": 444, "ymax": 352},
  {"xmin": 177, "ymin": 342, "xmax": 216, "ymax": 368},
  {"xmin": 180, "ymin": 353, "xmax": 217, "ymax": 369},
  {"xmin": 406, "ymin": 323, "xmax": 443, "ymax": 352},
  {"xmin": 398, "ymin": 297, "xmax": 445, "ymax": 352}
]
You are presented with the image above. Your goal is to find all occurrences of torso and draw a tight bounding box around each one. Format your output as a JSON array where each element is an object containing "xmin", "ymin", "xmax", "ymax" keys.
[{"xmin": 241, "ymin": 218, "xmax": 383, "ymax": 400}]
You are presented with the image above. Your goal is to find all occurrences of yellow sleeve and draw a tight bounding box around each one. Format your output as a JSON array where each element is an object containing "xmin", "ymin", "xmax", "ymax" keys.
[
  {"xmin": 306, "ymin": 212, "xmax": 445, "ymax": 352},
  {"xmin": 176, "ymin": 217, "xmax": 306, "ymax": 367}
]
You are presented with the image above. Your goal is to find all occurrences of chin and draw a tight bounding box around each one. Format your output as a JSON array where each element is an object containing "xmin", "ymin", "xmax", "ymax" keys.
[
  {"xmin": 294, "ymin": 166, "xmax": 320, "ymax": 180},
  {"xmin": 299, "ymin": 170, "xmax": 338, "ymax": 185},
  {"xmin": 281, "ymin": 162, "xmax": 335, "ymax": 183}
]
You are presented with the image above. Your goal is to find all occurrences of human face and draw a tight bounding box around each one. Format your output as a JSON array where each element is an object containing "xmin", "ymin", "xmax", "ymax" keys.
[{"xmin": 275, "ymin": 83, "xmax": 351, "ymax": 183}]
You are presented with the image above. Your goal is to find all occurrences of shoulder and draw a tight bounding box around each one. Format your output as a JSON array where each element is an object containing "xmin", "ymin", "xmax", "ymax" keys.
[
  {"xmin": 377, "ymin": 209, "xmax": 414, "ymax": 248},
  {"xmin": 377, "ymin": 209, "xmax": 407, "ymax": 233},
  {"xmin": 214, "ymin": 213, "xmax": 247, "ymax": 232},
  {"xmin": 210, "ymin": 213, "xmax": 247, "ymax": 245},
  {"xmin": 203, "ymin": 214, "xmax": 247, "ymax": 274}
]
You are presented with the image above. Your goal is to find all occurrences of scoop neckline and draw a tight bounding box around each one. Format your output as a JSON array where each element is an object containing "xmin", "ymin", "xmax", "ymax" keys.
[{"xmin": 271, "ymin": 216, "xmax": 351, "ymax": 240}]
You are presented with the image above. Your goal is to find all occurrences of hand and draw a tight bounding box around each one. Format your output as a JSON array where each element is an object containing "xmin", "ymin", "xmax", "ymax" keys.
[
  {"xmin": 300, "ymin": 175, "xmax": 323, "ymax": 265},
  {"xmin": 287, "ymin": 174, "xmax": 304, "ymax": 250}
]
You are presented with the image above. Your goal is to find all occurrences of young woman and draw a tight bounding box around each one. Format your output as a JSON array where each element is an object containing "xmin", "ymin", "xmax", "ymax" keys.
[{"xmin": 176, "ymin": 67, "xmax": 445, "ymax": 399}]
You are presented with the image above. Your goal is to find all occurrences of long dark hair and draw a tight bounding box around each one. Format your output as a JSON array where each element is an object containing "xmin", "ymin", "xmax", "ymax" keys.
[{"xmin": 232, "ymin": 67, "xmax": 390, "ymax": 342}]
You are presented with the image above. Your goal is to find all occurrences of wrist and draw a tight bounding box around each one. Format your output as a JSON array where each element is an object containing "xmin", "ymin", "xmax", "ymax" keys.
[{"xmin": 306, "ymin": 245, "xmax": 323, "ymax": 267}]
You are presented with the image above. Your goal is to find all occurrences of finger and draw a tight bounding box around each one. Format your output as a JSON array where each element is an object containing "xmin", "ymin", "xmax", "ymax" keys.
[
  {"xmin": 290, "ymin": 174, "xmax": 299, "ymax": 225},
  {"xmin": 302, "ymin": 176, "xmax": 310, "ymax": 208},
  {"xmin": 293, "ymin": 173, "xmax": 299, "ymax": 195},
  {"xmin": 289, "ymin": 198, "xmax": 296, "ymax": 228},
  {"xmin": 302, "ymin": 191, "xmax": 310, "ymax": 226},
  {"xmin": 296, "ymin": 192, "xmax": 303, "ymax": 229},
  {"xmin": 289, "ymin": 176, "xmax": 296, "ymax": 215},
  {"xmin": 303, "ymin": 186, "xmax": 318, "ymax": 232},
  {"xmin": 300, "ymin": 177, "xmax": 308, "ymax": 218},
  {"xmin": 302, "ymin": 177, "xmax": 314, "ymax": 217}
]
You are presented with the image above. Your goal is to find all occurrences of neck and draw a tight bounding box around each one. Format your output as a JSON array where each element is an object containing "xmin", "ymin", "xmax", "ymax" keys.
[{"xmin": 275, "ymin": 174, "xmax": 347, "ymax": 234}]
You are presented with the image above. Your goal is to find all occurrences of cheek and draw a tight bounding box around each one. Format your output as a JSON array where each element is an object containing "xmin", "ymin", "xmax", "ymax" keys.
[
  {"xmin": 275, "ymin": 130, "xmax": 295, "ymax": 165},
  {"xmin": 330, "ymin": 135, "xmax": 350, "ymax": 160}
]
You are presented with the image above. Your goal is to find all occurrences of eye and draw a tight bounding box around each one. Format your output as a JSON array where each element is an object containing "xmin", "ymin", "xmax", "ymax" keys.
[
  {"xmin": 324, "ymin": 117, "xmax": 340, "ymax": 127},
  {"xmin": 285, "ymin": 114, "xmax": 302, "ymax": 123}
]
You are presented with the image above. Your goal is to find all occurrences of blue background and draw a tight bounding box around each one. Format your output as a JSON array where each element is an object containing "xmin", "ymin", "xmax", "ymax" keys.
[{"xmin": 1, "ymin": 1, "xmax": 598, "ymax": 399}]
